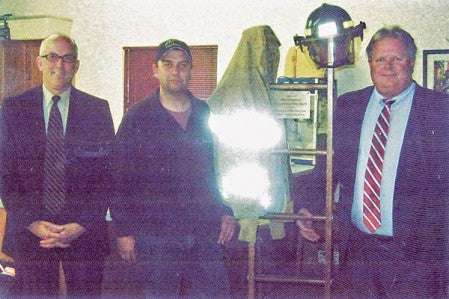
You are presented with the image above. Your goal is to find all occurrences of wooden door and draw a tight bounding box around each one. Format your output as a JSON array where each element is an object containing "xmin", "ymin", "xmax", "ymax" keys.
[
  {"xmin": 123, "ymin": 45, "xmax": 217, "ymax": 112},
  {"xmin": 0, "ymin": 39, "xmax": 42, "ymax": 102}
]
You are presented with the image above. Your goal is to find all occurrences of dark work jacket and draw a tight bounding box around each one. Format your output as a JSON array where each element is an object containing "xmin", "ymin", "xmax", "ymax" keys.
[
  {"xmin": 0, "ymin": 86, "xmax": 115, "ymax": 258},
  {"xmin": 334, "ymin": 84, "xmax": 449, "ymax": 266},
  {"xmin": 111, "ymin": 90, "xmax": 233, "ymax": 237}
]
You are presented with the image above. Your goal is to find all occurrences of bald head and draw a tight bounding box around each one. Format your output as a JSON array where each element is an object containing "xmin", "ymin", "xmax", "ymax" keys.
[{"xmin": 40, "ymin": 34, "xmax": 78, "ymax": 59}]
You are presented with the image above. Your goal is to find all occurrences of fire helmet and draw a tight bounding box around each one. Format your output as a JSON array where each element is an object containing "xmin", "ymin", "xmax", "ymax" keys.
[{"xmin": 294, "ymin": 3, "xmax": 366, "ymax": 68}]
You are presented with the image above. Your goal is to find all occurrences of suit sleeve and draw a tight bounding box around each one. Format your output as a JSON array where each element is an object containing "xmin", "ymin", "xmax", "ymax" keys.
[
  {"xmin": 109, "ymin": 108, "xmax": 143, "ymax": 237},
  {"xmin": 73, "ymin": 100, "xmax": 115, "ymax": 232},
  {"xmin": 0, "ymin": 97, "xmax": 45, "ymax": 230}
]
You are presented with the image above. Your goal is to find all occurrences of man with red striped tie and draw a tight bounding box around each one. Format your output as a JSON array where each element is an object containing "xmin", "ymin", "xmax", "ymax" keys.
[{"xmin": 298, "ymin": 26, "xmax": 449, "ymax": 298}]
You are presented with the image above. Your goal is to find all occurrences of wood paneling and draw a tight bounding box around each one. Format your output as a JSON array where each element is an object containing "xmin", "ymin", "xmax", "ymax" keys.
[{"xmin": 0, "ymin": 39, "xmax": 43, "ymax": 102}]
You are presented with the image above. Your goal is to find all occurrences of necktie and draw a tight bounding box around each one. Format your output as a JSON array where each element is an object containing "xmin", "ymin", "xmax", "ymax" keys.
[
  {"xmin": 363, "ymin": 99, "xmax": 394, "ymax": 233},
  {"xmin": 43, "ymin": 95, "xmax": 66, "ymax": 214}
]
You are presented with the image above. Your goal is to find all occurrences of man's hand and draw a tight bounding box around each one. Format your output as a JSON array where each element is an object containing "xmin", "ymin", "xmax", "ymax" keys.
[
  {"xmin": 296, "ymin": 208, "xmax": 321, "ymax": 242},
  {"xmin": 57, "ymin": 223, "xmax": 86, "ymax": 244},
  {"xmin": 28, "ymin": 220, "xmax": 64, "ymax": 240},
  {"xmin": 117, "ymin": 235, "xmax": 137, "ymax": 262},
  {"xmin": 217, "ymin": 215, "xmax": 237, "ymax": 245},
  {"xmin": 37, "ymin": 222, "xmax": 86, "ymax": 249},
  {"xmin": 28, "ymin": 220, "xmax": 70, "ymax": 249}
]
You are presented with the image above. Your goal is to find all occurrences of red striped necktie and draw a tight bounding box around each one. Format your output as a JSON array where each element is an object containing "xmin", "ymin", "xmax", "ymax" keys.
[{"xmin": 363, "ymin": 99, "xmax": 395, "ymax": 233}]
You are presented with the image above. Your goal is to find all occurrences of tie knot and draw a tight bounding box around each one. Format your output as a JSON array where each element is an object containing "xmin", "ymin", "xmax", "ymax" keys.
[
  {"xmin": 383, "ymin": 98, "xmax": 395, "ymax": 107},
  {"xmin": 52, "ymin": 95, "xmax": 61, "ymax": 104}
]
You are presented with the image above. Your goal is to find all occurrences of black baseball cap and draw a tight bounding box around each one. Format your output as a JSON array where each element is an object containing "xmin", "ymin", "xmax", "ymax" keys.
[{"xmin": 156, "ymin": 39, "xmax": 192, "ymax": 62}]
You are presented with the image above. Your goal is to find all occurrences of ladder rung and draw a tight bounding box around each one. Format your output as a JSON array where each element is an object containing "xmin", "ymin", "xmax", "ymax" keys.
[
  {"xmin": 253, "ymin": 274, "xmax": 331, "ymax": 285},
  {"xmin": 261, "ymin": 213, "xmax": 329, "ymax": 221},
  {"xmin": 271, "ymin": 148, "xmax": 328, "ymax": 155}
]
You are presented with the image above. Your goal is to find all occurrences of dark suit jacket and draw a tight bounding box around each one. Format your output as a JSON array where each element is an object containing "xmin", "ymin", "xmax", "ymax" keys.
[
  {"xmin": 334, "ymin": 83, "xmax": 449, "ymax": 264},
  {"xmin": 0, "ymin": 85, "xmax": 115, "ymax": 258}
]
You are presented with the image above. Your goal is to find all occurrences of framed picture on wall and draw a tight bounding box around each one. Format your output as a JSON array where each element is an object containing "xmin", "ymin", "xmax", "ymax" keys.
[{"xmin": 423, "ymin": 49, "xmax": 449, "ymax": 94}]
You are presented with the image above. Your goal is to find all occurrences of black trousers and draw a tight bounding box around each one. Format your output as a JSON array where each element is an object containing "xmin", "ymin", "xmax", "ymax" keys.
[
  {"xmin": 334, "ymin": 229, "xmax": 447, "ymax": 299},
  {"xmin": 9, "ymin": 230, "xmax": 105, "ymax": 298}
]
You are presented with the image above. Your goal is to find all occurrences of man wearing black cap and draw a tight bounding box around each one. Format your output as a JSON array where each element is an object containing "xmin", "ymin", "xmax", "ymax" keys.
[{"xmin": 110, "ymin": 39, "xmax": 237, "ymax": 297}]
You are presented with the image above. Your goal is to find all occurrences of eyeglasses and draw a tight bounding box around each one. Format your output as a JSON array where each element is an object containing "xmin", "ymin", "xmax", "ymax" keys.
[
  {"xmin": 370, "ymin": 56, "xmax": 409, "ymax": 66},
  {"xmin": 40, "ymin": 53, "xmax": 77, "ymax": 64}
]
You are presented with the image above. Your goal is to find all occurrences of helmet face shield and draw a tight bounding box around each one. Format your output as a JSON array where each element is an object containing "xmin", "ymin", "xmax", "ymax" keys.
[
  {"xmin": 307, "ymin": 35, "xmax": 354, "ymax": 68},
  {"xmin": 294, "ymin": 4, "xmax": 366, "ymax": 68}
]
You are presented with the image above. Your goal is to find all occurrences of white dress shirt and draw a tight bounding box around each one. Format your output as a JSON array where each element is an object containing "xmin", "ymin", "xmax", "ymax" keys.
[
  {"xmin": 42, "ymin": 86, "xmax": 70, "ymax": 134},
  {"xmin": 351, "ymin": 82, "xmax": 415, "ymax": 236}
]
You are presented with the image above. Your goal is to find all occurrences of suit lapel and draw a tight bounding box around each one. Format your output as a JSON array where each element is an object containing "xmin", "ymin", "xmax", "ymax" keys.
[
  {"xmin": 28, "ymin": 88, "xmax": 46, "ymax": 156},
  {"xmin": 394, "ymin": 86, "xmax": 426, "ymax": 190},
  {"xmin": 345, "ymin": 88, "xmax": 370, "ymax": 179},
  {"xmin": 65, "ymin": 87, "xmax": 92, "ymax": 141},
  {"xmin": 66, "ymin": 87, "xmax": 79, "ymax": 138},
  {"xmin": 11, "ymin": 87, "xmax": 48, "ymax": 177}
]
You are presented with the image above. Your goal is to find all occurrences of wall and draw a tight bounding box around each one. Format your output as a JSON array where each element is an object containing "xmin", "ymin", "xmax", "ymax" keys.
[{"xmin": 1, "ymin": 0, "xmax": 448, "ymax": 129}]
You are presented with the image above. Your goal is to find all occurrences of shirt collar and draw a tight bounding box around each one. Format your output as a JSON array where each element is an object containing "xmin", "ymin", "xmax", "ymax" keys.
[
  {"xmin": 373, "ymin": 82, "xmax": 416, "ymax": 105},
  {"xmin": 42, "ymin": 86, "xmax": 71, "ymax": 108}
]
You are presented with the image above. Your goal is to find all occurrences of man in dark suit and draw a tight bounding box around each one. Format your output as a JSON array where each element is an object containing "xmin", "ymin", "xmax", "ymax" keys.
[
  {"xmin": 298, "ymin": 26, "xmax": 449, "ymax": 298},
  {"xmin": 0, "ymin": 34, "xmax": 115, "ymax": 297}
]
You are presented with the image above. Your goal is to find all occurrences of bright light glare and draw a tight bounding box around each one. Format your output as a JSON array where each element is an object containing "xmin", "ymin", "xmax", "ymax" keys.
[
  {"xmin": 221, "ymin": 162, "xmax": 271, "ymax": 208},
  {"xmin": 209, "ymin": 110, "xmax": 282, "ymax": 151},
  {"xmin": 318, "ymin": 22, "xmax": 338, "ymax": 37}
]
